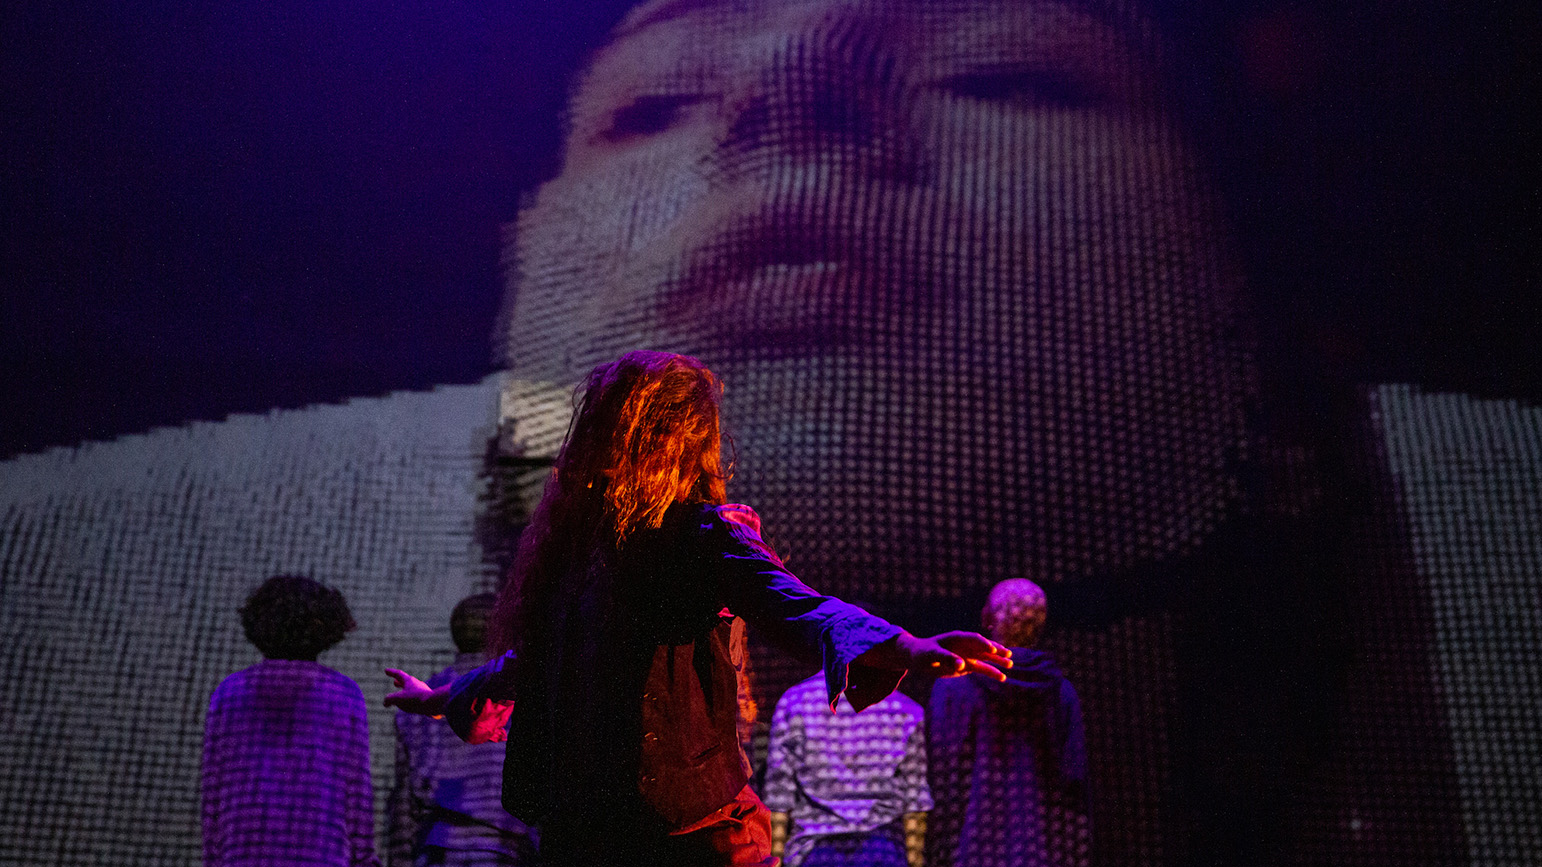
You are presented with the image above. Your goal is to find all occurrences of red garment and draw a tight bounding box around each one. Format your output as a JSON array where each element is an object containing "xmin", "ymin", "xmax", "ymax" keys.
[{"xmin": 673, "ymin": 784, "xmax": 780, "ymax": 867}]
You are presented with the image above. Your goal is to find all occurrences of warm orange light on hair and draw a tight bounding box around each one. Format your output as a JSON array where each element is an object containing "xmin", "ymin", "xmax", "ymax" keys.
[
  {"xmin": 489, "ymin": 350, "xmax": 730, "ymax": 654},
  {"xmin": 564, "ymin": 350, "xmax": 729, "ymax": 543}
]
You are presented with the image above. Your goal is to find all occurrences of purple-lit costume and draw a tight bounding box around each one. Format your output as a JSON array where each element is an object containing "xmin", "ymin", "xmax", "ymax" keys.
[
  {"xmin": 389, "ymin": 653, "xmax": 538, "ymax": 866},
  {"xmin": 764, "ymin": 675, "xmax": 933, "ymax": 867},
  {"xmin": 443, "ymin": 503, "xmax": 904, "ymax": 866},
  {"xmin": 924, "ymin": 649, "xmax": 1089, "ymax": 867},
  {"xmin": 201, "ymin": 659, "xmax": 379, "ymax": 867}
]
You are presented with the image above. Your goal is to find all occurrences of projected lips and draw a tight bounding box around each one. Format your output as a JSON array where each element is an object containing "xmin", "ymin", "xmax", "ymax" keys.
[{"xmin": 664, "ymin": 202, "xmax": 918, "ymax": 350}]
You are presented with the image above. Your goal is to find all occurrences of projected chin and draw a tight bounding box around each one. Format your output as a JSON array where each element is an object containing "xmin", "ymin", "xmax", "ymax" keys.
[{"xmin": 504, "ymin": 0, "xmax": 1250, "ymax": 595}]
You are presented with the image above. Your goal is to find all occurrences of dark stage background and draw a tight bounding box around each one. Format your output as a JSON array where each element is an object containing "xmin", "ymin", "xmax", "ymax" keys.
[{"xmin": 2, "ymin": 1, "xmax": 1538, "ymax": 866}]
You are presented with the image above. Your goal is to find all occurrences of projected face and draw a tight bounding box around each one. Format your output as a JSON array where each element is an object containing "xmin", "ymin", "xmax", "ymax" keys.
[{"xmin": 504, "ymin": 0, "xmax": 1250, "ymax": 595}]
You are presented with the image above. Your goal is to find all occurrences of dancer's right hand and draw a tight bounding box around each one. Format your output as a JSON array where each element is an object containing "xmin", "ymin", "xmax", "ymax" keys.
[{"xmin": 383, "ymin": 668, "xmax": 449, "ymax": 718}]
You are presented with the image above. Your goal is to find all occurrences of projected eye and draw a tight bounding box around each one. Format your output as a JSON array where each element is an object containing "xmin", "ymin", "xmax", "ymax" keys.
[
  {"xmin": 598, "ymin": 94, "xmax": 710, "ymax": 143},
  {"xmin": 936, "ymin": 69, "xmax": 1103, "ymax": 109}
]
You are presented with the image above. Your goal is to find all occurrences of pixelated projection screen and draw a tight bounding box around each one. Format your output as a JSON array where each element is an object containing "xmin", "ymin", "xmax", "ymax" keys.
[{"xmin": 2, "ymin": 1, "xmax": 1537, "ymax": 865}]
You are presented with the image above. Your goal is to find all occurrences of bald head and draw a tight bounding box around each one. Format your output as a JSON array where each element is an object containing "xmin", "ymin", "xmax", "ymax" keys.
[{"xmin": 982, "ymin": 579, "xmax": 1048, "ymax": 648}]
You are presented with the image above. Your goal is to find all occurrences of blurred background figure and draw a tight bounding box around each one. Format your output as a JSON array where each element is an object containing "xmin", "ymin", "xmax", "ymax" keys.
[
  {"xmin": 388, "ymin": 593, "xmax": 537, "ymax": 866},
  {"xmin": 202, "ymin": 575, "xmax": 378, "ymax": 867},
  {"xmin": 925, "ymin": 579, "xmax": 1088, "ymax": 867},
  {"xmin": 765, "ymin": 670, "xmax": 932, "ymax": 867}
]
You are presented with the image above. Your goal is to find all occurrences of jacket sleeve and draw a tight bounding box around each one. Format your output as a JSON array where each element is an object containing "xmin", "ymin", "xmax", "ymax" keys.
[
  {"xmin": 442, "ymin": 651, "xmax": 517, "ymax": 744},
  {"xmin": 702, "ymin": 504, "xmax": 905, "ymax": 712}
]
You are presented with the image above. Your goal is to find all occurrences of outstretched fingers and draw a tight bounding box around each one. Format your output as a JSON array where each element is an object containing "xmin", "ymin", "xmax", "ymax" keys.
[
  {"xmin": 382, "ymin": 668, "xmax": 429, "ymax": 708},
  {"xmin": 958, "ymin": 656, "xmax": 1010, "ymax": 681},
  {"xmin": 934, "ymin": 631, "xmax": 1013, "ymax": 681}
]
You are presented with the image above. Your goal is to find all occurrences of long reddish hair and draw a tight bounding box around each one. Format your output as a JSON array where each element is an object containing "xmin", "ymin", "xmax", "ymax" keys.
[{"xmin": 488, "ymin": 351, "xmax": 730, "ymax": 654}]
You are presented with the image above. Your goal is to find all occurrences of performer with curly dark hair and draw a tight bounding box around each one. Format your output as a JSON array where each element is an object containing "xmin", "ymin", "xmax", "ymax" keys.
[
  {"xmin": 238, "ymin": 573, "xmax": 357, "ymax": 660},
  {"xmin": 386, "ymin": 351, "xmax": 1012, "ymax": 867},
  {"xmin": 204, "ymin": 574, "xmax": 378, "ymax": 866}
]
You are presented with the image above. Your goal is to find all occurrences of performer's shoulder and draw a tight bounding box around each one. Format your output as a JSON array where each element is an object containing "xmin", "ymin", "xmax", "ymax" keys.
[
  {"xmin": 713, "ymin": 502, "xmax": 762, "ymax": 534},
  {"xmin": 668, "ymin": 501, "xmax": 764, "ymax": 535}
]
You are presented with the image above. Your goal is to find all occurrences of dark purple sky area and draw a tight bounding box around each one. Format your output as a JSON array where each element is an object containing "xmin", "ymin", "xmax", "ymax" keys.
[
  {"xmin": 2, "ymin": 0, "xmax": 633, "ymax": 456},
  {"xmin": 3, "ymin": 0, "xmax": 1538, "ymax": 458}
]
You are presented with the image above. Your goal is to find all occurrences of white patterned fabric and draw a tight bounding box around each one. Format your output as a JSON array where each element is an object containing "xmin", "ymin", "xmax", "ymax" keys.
[{"xmin": 763, "ymin": 675, "xmax": 932, "ymax": 867}]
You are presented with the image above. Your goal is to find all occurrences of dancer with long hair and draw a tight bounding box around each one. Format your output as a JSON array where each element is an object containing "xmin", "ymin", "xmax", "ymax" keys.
[{"xmin": 386, "ymin": 351, "xmax": 1011, "ymax": 867}]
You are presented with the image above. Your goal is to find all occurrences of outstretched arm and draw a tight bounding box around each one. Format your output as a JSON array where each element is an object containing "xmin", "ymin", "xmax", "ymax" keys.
[
  {"xmin": 385, "ymin": 665, "xmax": 513, "ymax": 744},
  {"xmin": 706, "ymin": 504, "xmax": 1009, "ymax": 709},
  {"xmin": 382, "ymin": 669, "xmax": 449, "ymax": 718},
  {"xmin": 844, "ymin": 631, "xmax": 1010, "ymax": 710}
]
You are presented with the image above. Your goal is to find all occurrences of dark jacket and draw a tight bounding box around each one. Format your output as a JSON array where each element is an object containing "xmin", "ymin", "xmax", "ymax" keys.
[{"xmin": 445, "ymin": 503, "xmax": 904, "ymax": 835}]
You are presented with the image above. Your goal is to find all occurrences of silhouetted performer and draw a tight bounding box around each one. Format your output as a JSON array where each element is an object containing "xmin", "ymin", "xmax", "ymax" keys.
[
  {"xmin": 385, "ymin": 351, "xmax": 1013, "ymax": 867},
  {"xmin": 925, "ymin": 580, "xmax": 1089, "ymax": 867},
  {"xmin": 389, "ymin": 593, "xmax": 539, "ymax": 866},
  {"xmin": 202, "ymin": 575, "xmax": 378, "ymax": 867}
]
